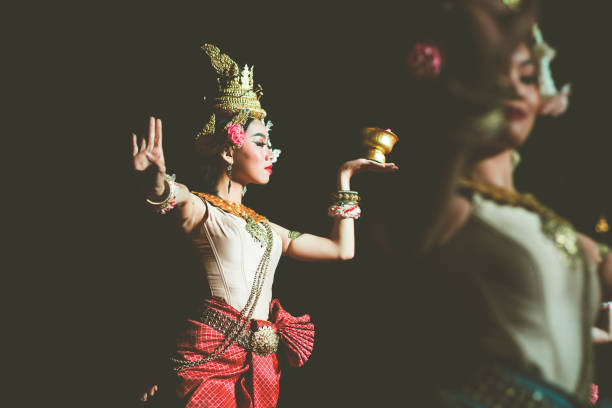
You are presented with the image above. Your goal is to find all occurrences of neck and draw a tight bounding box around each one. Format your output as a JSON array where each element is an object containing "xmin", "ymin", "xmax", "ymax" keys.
[
  {"xmin": 215, "ymin": 173, "xmax": 245, "ymax": 204},
  {"xmin": 469, "ymin": 149, "xmax": 515, "ymax": 191}
]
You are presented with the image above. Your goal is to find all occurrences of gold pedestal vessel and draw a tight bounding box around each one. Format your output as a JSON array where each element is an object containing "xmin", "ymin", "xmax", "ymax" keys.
[{"xmin": 361, "ymin": 127, "xmax": 399, "ymax": 163}]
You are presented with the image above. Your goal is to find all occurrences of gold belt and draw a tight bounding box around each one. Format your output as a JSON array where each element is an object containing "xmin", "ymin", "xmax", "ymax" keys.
[{"xmin": 199, "ymin": 307, "xmax": 279, "ymax": 356}]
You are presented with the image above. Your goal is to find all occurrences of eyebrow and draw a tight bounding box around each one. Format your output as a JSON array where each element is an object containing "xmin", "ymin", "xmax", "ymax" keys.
[
  {"xmin": 249, "ymin": 132, "xmax": 269, "ymax": 140},
  {"xmin": 520, "ymin": 59, "xmax": 537, "ymax": 68}
]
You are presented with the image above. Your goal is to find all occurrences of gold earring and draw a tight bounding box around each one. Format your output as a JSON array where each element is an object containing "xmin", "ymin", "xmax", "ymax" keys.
[{"xmin": 226, "ymin": 164, "xmax": 232, "ymax": 195}]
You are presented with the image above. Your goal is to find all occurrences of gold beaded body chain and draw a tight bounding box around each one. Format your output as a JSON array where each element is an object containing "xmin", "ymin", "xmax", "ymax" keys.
[{"xmin": 171, "ymin": 192, "xmax": 274, "ymax": 371}]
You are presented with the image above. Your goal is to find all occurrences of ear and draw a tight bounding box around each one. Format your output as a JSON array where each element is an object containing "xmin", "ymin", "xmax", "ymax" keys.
[{"xmin": 220, "ymin": 146, "xmax": 234, "ymax": 166}]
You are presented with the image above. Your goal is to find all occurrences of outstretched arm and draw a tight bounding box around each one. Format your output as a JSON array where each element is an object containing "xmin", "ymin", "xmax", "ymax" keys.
[
  {"xmin": 270, "ymin": 159, "xmax": 398, "ymax": 262},
  {"xmin": 132, "ymin": 116, "xmax": 206, "ymax": 233}
]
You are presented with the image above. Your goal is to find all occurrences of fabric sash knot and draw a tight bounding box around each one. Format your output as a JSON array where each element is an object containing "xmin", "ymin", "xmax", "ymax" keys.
[{"xmin": 267, "ymin": 299, "xmax": 315, "ymax": 367}]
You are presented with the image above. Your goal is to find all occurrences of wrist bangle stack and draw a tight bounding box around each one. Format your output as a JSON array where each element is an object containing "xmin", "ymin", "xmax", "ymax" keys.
[
  {"xmin": 330, "ymin": 190, "xmax": 361, "ymax": 205},
  {"xmin": 328, "ymin": 190, "xmax": 361, "ymax": 219},
  {"xmin": 146, "ymin": 174, "xmax": 177, "ymax": 214},
  {"xmin": 328, "ymin": 204, "xmax": 361, "ymax": 219}
]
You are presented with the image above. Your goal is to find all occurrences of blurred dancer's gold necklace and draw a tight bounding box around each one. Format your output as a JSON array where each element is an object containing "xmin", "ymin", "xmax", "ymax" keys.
[{"xmin": 458, "ymin": 178, "xmax": 583, "ymax": 266}]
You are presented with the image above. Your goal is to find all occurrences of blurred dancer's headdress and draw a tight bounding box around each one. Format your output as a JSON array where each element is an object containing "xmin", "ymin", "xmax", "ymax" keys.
[
  {"xmin": 406, "ymin": 18, "xmax": 570, "ymax": 116},
  {"xmin": 195, "ymin": 44, "xmax": 269, "ymax": 156},
  {"xmin": 501, "ymin": 1, "xmax": 571, "ymax": 111},
  {"xmin": 531, "ymin": 24, "xmax": 570, "ymax": 99},
  {"xmin": 528, "ymin": 23, "xmax": 571, "ymax": 115}
]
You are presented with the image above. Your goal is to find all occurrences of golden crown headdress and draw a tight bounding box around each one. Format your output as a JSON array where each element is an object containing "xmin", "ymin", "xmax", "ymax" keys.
[{"xmin": 195, "ymin": 43, "xmax": 267, "ymax": 156}]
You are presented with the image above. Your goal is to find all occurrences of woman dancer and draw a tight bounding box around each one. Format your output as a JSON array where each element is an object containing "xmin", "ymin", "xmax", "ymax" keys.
[
  {"xmin": 420, "ymin": 20, "xmax": 612, "ymax": 406},
  {"xmin": 131, "ymin": 44, "xmax": 397, "ymax": 407}
]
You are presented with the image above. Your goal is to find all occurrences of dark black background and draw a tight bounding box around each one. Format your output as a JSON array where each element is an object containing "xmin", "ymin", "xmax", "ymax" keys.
[{"xmin": 24, "ymin": 1, "xmax": 611, "ymax": 406}]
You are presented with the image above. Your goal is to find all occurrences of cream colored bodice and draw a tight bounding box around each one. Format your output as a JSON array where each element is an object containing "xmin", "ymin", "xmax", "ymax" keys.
[
  {"xmin": 436, "ymin": 194, "xmax": 601, "ymax": 395},
  {"xmin": 189, "ymin": 198, "xmax": 282, "ymax": 320}
]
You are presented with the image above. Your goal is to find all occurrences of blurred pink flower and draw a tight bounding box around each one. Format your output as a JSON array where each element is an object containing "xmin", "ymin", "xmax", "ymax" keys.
[
  {"xmin": 591, "ymin": 383, "xmax": 599, "ymax": 405},
  {"xmin": 406, "ymin": 42, "xmax": 444, "ymax": 80}
]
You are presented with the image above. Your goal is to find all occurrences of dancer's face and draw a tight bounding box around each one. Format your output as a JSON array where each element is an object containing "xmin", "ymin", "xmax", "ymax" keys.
[
  {"xmin": 502, "ymin": 43, "xmax": 541, "ymax": 147},
  {"xmin": 232, "ymin": 120, "xmax": 274, "ymax": 185}
]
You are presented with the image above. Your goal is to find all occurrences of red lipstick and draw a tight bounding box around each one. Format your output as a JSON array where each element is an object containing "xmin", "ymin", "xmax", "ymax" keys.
[
  {"xmin": 265, "ymin": 165, "xmax": 273, "ymax": 174},
  {"xmin": 505, "ymin": 107, "xmax": 527, "ymax": 121}
]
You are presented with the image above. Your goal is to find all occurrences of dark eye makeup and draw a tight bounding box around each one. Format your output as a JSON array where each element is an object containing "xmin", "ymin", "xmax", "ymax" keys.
[{"xmin": 521, "ymin": 75, "xmax": 538, "ymax": 85}]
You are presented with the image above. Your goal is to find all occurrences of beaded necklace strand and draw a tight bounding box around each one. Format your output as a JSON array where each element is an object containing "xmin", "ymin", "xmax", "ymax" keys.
[{"xmin": 171, "ymin": 192, "xmax": 273, "ymax": 371}]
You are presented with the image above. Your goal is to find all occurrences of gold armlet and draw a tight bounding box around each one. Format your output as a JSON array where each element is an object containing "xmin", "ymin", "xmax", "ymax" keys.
[{"xmin": 288, "ymin": 231, "xmax": 303, "ymax": 240}]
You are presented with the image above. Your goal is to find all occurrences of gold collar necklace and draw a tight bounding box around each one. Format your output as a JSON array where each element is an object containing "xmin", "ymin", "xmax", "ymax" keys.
[
  {"xmin": 193, "ymin": 192, "xmax": 270, "ymax": 247},
  {"xmin": 457, "ymin": 178, "xmax": 583, "ymax": 266}
]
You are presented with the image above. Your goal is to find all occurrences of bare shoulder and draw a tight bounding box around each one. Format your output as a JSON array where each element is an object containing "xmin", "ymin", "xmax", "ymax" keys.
[
  {"xmin": 176, "ymin": 190, "xmax": 208, "ymax": 234},
  {"xmin": 577, "ymin": 233, "xmax": 603, "ymax": 265},
  {"xmin": 268, "ymin": 222, "xmax": 288, "ymax": 236},
  {"xmin": 268, "ymin": 222, "xmax": 291, "ymax": 253},
  {"xmin": 434, "ymin": 194, "xmax": 474, "ymax": 247}
]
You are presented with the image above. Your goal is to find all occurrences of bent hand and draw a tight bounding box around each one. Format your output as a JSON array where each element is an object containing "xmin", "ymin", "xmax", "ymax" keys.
[
  {"xmin": 592, "ymin": 327, "xmax": 612, "ymax": 344},
  {"xmin": 337, "ymin": 158, "xmax": 399, "ymax": 189},
  {"xmin": 132, "ymin": 116, "xmax": 167, "ymax": 197},
  {"xmin": 540, "ymin": 85, "xmax": 571, "ymax": 117},
  {"xmin": 339, "ymin": 158, "xmax": 399, "ymax": 177}
]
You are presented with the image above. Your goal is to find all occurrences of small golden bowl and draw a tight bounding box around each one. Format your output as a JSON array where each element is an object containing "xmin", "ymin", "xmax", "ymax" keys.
[{"xmin": 361, "ymin": 127, "xmax": 399, "ymax": 163}]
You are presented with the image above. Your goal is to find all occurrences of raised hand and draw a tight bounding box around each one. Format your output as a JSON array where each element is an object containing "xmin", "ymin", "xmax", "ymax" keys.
[
  {"xmin": 132, "ymin": 117, "xmax": 167, "ymax": 197},
  {"xmin": 132, "ymin": 117, "xmax": 166, "ymax": 172}
]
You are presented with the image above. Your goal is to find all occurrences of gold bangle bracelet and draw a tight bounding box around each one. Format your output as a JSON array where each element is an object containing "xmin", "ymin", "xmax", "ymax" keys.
[
  {"xmin": 146, "ymin": 180, "xmax": 172, "ymax": 206},
  {"xmin": 146, "ymin": 174, "xmax": 177, "ymax": 207}
]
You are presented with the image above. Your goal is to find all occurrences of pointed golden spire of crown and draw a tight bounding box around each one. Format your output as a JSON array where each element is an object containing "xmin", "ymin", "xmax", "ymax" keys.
[
  {"xmin": 195, "ymin": 44, "xmax": 267, "ymax": 156},
  {"xmin": 201, "ymin": 43, "xmax": 266, "ymax": 119}
]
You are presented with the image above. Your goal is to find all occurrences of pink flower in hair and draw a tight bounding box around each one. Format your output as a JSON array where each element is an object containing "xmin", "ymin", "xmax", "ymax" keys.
[
  {"xmin": 406, "ymin": 42, "xmax": 444, "ymax": 80},
  {"xmin": 227, "ymin": 124, "xmax": 245, "ymax": 148},
  {"xmin": 590, "ymin": 384, "xmax": 599, "ymax": 405}
]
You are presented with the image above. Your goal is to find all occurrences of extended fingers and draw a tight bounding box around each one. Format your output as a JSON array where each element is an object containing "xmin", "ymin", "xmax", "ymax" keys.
[
  {"xmin": 540, "ymin": 94, "xmax": 569, "ymax": 117},
  {"xmin": 132, "ymin": 133, "xmax": 138, "ymax": 156},
  {"xmin": 139, "ymin": 385, "xmax": 159, "ymax": 402},
  {"xmin": 365, "ymin": 161, "xmax": 399, "ymax": 171},
  {"xmin": 377, "ymin": 162, "xmax": 400, "ymax": 172},
  {"xmin": 387, "ymin": 163, "xmax": 399, "ymax": 171},
  {"xmin": 155, "ymin": 118, "xmax": 163, "ymax": 148},
  {"xmin": 147, "ymin": 116, "xmax": 155, "ymax": 151}
]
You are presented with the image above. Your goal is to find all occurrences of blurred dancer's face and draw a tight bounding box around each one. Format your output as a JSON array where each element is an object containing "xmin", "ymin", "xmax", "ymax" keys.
[
  {"xmin": 502, "ymin": 43, "xmax": 541, "ymax": 146},
  {"xmin": 232, "ymin": 120, "xmax": 274, "ymax": 185}
]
